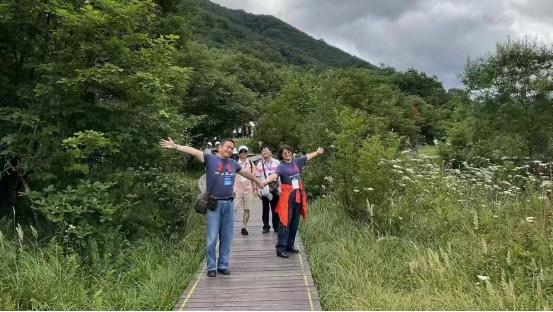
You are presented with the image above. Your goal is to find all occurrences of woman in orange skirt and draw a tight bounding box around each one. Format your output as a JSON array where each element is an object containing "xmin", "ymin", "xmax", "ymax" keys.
[{"xmin": 262, "ymin": 145, "xmax": 324, "ymax": 258}]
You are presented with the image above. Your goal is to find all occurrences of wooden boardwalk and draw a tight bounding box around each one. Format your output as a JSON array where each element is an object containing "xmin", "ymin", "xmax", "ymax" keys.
[{"xmin": 173, "ymin": 183, "xmax": 321, "ymax": 311}]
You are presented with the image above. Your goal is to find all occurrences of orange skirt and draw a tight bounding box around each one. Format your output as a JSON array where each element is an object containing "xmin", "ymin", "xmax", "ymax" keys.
[{"xmin": 275, "ymin": 183, "xmax": 308, "ymax": 227}]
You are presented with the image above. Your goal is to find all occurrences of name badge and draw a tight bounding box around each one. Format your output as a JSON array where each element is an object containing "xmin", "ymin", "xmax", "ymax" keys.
[
  {"xmin": 292, "ymin": 178, "xmax": 299, "ymax": 190},
  {"xmin": 224, "ymin": 175, "xmax": 232, "ymax": 186}
]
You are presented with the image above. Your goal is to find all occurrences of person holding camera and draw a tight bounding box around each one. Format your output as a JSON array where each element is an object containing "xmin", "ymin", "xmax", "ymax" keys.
[
  {"xmin": 261, "ymin": 145, "xmax": 324, "ymax": 258},
  {"xmin": 159, "ymin": 137, "xmax": 262, "ymax": 277},
  {"xmin": 256, "ymin": 145, "xmax": 281, "ymax": 234}
]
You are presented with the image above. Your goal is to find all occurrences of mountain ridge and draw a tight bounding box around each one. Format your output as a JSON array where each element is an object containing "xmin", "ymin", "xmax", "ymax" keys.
[{"xmin": 189, "ymin": 0, "xmax": 376, "ymax": 69}]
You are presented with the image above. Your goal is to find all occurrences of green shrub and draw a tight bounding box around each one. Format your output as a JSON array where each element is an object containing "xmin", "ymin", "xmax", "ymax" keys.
[
  {"xmin": 27, "ymin": 181, "xmax": 134, "ymax": 261},
  {"xmin": 109, "ymin": 167, "xmax": 198, "ymax": 240},
  {"xmin": 61, "ymin": 130, "xmax": 119, "ymax": 176},
  {"xmin": 328, "ymin": 108, "xmax": 401, "ymax": 221}
]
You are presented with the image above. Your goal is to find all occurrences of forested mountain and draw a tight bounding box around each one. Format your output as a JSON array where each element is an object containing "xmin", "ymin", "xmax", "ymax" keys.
[{"xmin": 183, "ymin": 0, "xmax": 375, "ymax": 69}]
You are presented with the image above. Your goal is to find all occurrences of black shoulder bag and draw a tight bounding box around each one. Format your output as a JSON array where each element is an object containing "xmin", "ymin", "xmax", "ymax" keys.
[
  {"xmin": 262, "ymin": 160, "xmax": 279, "ymax": 193},
  {"xmin": 195, "ymin": 171, "xmax": 222, "ymax": 214}
]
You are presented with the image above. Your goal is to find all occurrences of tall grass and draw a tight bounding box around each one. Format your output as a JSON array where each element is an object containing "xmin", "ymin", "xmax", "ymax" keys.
[
  {"xmin": 0, "ymin": 213, "xmax": 204, "ymax": 310},
  {"xmin": 301, "ymin": 153, "xmax": 553, "ymax": 310}
]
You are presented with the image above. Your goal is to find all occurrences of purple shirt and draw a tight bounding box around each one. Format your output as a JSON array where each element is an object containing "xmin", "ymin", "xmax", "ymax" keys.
[
  {"xmin": 204, "ymin": 153, "xmax": 241, "ymax": 198},
  {"xmin": 275, "ymin": 156, "xmax": 308, "ymax": 185}
]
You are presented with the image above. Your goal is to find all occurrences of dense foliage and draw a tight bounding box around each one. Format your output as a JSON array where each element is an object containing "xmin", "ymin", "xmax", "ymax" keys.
[
  {"xmin": 1, "ymin": 0, "xmax": 553, "ymax": 309},
  {"xmin": 302, "ymin": 150, "xmax": 553, "ymax": 310}
]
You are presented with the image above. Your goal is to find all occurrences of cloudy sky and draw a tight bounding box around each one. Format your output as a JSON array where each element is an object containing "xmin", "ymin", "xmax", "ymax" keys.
[{"xmin": 212, "ymin": 0, "xmax": 553, "ymax": 89}]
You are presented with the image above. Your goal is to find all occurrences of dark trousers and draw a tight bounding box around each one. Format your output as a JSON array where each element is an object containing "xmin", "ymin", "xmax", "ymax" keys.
[
  {"xmin": 276, "ymin": 193, "xmax": 301, "ymax": 253},
  {"xmin": 261, "ymin": 193, "xmax": 279, "ymax": 231}
]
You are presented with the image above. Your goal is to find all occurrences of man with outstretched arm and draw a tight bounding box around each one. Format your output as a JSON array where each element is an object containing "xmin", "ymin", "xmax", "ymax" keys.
[{"xmin": 159, "ymin": 137, "xmax": 263, "ymax": 277}]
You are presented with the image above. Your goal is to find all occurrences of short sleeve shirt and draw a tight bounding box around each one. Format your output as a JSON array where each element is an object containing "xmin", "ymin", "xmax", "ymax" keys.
[
  {"xmin": 234, "ymin": 159, "xmax": 255, "ymax": 194},
  {"xmin": 204, "ymin": 153, "xmax": 241, "ymax": 198},
  {"xmin": 275, "ymin": 156, "xmax": 308, "ymax": 185}
]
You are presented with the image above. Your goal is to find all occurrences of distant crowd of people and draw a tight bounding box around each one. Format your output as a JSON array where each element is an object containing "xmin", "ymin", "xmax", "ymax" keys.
[{"xmin": 159, "ymin": 137, "xmax": 323, "ymax": 278}]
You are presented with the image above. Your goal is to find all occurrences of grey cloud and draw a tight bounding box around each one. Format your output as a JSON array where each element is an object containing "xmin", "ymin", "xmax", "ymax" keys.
[
  {"xmin": 512, "ymin": 0, "xmax": 553, "ymax": 23},
  {"xmin": 212, "ymin": 0, "xmax": 552, "ymax": 88}
]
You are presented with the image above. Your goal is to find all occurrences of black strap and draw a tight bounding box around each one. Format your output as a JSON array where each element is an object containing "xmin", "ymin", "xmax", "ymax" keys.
[
  {"xmin": 262, "ymin": 160, "xmax": 267, "ymax": 178},
  {"xmin": 249, "ymin": 160, "xmax": 253, "ymax": 174}
]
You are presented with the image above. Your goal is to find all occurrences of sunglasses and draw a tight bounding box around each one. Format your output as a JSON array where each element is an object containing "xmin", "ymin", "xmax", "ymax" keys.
[{"xmin": 239, "ymin": 150, "xmax": 248, "ymax": 153}]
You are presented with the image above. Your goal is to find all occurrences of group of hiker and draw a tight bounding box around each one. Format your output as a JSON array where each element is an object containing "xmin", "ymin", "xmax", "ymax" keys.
[{"xmin": 159, "ymin": 137, "xmax": 323, "ymax": 278}]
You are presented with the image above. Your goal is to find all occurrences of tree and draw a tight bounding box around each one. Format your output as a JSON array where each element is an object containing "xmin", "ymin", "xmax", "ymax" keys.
[
  {"xmin": 0, "ymin": 0, "xmax": 192, "ymax": 214},
  {"xmin": 462, "ymin": 38, "xmax": 553, "ymax": 159}
]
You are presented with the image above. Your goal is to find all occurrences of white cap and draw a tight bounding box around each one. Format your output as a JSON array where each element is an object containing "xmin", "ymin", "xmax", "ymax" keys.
[
  {"xmin": 207, "ymin": 142, "xmax": 212, "ymax": 146},
  {"xmin": 238, "ymin": 145, "xmax": 248, "ymax": 152},
  {"xmin": 215, "ymin": 141, "xmax": 221, "ymax": 146}
]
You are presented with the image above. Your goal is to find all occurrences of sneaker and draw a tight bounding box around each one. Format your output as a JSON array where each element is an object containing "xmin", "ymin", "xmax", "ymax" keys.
[
  {"xmin": 276, "ymin": 251, "xmax": 289, "ymax": 258},
  {"xmin": 207, "ymin": 270, "xmax": 216, "ymax": 277},
  {"xmin": 262, "ymin": 227, "xmax": 270, "ymax": 234},
  {"xmin": 217, "ymin": 269, "xmax": 231, "ymax": 275},
  {"xmin": 241, "ymin": 228, "xmax": 248, "ymax": 235}
]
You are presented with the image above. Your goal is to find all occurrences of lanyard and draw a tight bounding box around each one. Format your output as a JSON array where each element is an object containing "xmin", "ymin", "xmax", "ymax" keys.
[
  {"xmin": 286, "ymin": 161, "xmax": 300, "ymax": 176},
  {"xmin": 262, "ymin": 160, "xmax": 273, "ymax": 171},
  {"xmin": 292, "ymin": 163, "xmax": 300, "ymax": 175}
]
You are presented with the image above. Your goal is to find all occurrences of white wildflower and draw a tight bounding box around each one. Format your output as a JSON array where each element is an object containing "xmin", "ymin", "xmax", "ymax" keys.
[
  {"xmin": 16, "ymin": 224, "xmax": 23, "ymax": 242},
  {"xmin": 526, "ymin": 217, "xmax": 535, "ymax": 223},
  {"xmin": 30, "ymin": 225, "xmax": 38, "ymax": 239},
  {"xmin": 477, "ymin": 275, "xmax": 490, "ymax": 282}
]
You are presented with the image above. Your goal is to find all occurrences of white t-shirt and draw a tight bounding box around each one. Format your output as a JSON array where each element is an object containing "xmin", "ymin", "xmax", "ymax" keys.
[
  {"xmin": 256, "ymin": 158, "xmax": 280, "ymax": 180},
  {"xmin": 256, "ymin": 158, "xmax": 281, "ymax": 195}
]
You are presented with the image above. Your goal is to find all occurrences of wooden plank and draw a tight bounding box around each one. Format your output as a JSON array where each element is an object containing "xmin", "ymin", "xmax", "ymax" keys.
[
  {"xmin": 185, "ymin": 285, "xmax": 315, "ymax": 293},
  {"xmin": 174, "ymin": 191, "xmax": 322, "ymax": 311},
  {"xmin": 191, "ymin": 280, "xmax": 316, "ymax": 290},
  {"xmin": 186, "ymin": 293, "xmax": 318, "ymax": 302},
  {"xmin": 183, "ymin": 300, "xmax": 319, "ymax": 309}
]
